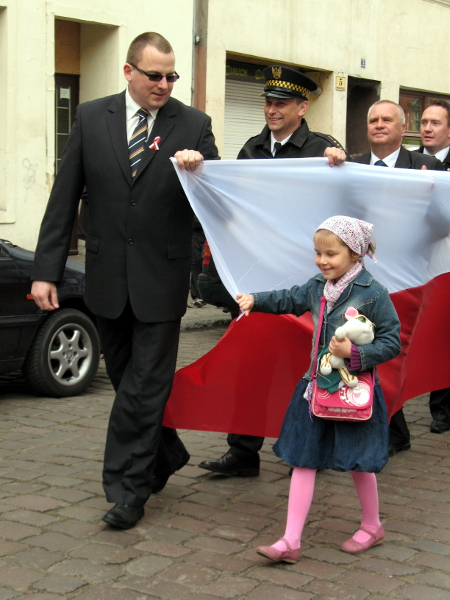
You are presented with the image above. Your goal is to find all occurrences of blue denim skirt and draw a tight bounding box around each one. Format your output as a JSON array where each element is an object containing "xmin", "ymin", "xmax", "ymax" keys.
[{"xmin": 273, "ymin": 378, "xmax": 389, "ymax": 473}]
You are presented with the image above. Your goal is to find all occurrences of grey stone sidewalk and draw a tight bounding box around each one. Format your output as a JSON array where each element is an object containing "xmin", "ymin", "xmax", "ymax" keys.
[{"xmin": 0, "ymin": 315, "xmax": 450, "ymax": 600}]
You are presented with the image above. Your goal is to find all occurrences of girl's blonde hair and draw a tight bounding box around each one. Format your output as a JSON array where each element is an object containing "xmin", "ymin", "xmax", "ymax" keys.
[{"xmin": 314, "ymin": 229, "xmax": 376, "ymax": 258}]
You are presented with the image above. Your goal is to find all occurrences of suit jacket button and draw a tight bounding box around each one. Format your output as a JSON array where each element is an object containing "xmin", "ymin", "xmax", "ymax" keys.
[
  {"xmin": 128, "ymin": 238, "xmax": 134, "ymax": 245},
  {"xmin": 131, "ymin": 200, "xmax": 137, "ymax": 206}
]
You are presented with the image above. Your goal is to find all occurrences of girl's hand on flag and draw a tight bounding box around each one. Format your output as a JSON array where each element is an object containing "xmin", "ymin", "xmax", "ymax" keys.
[{"xmin": 236, "ymin": 293, "xmax": 254, "ymax": 316}]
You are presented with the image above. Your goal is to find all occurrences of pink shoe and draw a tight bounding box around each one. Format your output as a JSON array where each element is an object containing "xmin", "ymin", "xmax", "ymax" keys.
[
  {"xmin": 341, "ymin": 524, "xmax": 385, "ymax": 554},
  {"xmin": 256, "ymin": 537, "xmax": 301, "ymax": 564}
]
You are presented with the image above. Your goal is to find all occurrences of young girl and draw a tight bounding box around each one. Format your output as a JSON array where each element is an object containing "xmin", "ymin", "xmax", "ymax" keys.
[{"xmin": 236, "ymin": 215, "xmax": 401, "ymax": 562}]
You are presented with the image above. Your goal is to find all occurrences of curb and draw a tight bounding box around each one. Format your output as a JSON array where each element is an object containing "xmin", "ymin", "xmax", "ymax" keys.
[{"xmin": 181, "ymin": 316, "xmax": 231, "ymax": 331}]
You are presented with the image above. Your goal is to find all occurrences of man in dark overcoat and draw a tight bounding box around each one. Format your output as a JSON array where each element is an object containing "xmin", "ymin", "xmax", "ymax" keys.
[{"xmin": 417, "ymin": 100, "xmax": 450, "ymax": 433}]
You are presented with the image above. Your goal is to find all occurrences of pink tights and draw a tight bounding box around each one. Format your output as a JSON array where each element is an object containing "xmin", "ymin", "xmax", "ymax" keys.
[{"xmin": 272, "ymin": 467, "xmax": 381, "ymax": 552}]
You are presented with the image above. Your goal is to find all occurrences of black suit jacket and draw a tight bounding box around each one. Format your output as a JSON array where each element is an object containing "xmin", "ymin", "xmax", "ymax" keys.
[
  {"xmin": 32, "ymin": 92, "xmax": 218, "ymax": 322},
  {"xmin": 417, "ymin": 145, "xmax": 450, "ymax": 171},
  {"xmin": 353, "ymin": 146, "xmax": 443, "ymax": 170}
]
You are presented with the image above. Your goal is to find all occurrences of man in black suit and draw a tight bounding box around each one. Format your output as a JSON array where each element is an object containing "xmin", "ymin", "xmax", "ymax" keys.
[
  {"xmin": 353, "ymin": 99, "xmax": 442, "ymax": 456},
  {"xmin": 31, "ymin": 32, "xmax": 218, "ymax": 529},
  {"xmin": 417, "ymin": 100, "xmax": 450, "ymax": 433},
  {"xmin": 419, "ymin": 100, "xmax": 450, "ymax": 171}
]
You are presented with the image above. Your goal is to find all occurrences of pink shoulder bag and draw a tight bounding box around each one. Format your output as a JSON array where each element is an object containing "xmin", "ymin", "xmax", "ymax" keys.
[{"xmin": 310, "ymin": 297, "xmax": 374, "ymax": 422}]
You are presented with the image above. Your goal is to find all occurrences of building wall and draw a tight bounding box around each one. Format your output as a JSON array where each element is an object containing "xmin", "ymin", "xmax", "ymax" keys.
[
  {"xmin": 2, "ymin": 0, "xmax": 450, "ymax": 248},
  {"xmin": 204, "ymin": 0, "xmax": 450, "ymax": 152},
  {"xmin": 0, "ymin": 0, "xmax": 195, "ymax": 248}
]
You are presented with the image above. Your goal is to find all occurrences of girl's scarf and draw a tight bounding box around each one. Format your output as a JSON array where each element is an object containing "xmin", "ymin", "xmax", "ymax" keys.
[{"xmin": 323, "ymin": 261, "xmax": 363, "ymax": 311}]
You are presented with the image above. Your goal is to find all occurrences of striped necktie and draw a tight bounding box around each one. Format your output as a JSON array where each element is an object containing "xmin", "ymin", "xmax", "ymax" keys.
[{"xmin": 129, "ymin": 108, "xmax": 149, "ymax": 177}]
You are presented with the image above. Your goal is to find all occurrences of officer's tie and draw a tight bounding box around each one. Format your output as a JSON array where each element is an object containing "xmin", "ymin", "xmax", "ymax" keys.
[
  {"xmin": 273, "ymin": 142, "xmax": 282, "ymax": 157},
  {"xmin": 374, "ymin": 159, "xmax": 387, "ymax": 167},
  {"xmin": 129, "ymin": 108, "xmax": 150, "ymax": 177}
]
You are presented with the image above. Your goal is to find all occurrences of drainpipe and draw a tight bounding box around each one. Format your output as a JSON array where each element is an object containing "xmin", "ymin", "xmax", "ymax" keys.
[{"xmin": 193, "ymin": 0, "xmax": 208, "ymax": 111}]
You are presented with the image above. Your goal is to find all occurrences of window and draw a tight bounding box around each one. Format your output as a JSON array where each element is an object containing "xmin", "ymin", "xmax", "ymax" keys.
[{"xmin": 423, "ymin": 0, "xmax": 450, "ymax": 6}]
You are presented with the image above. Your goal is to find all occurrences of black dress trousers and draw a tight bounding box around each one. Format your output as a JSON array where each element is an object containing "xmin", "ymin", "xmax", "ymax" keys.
[{"xmin": 97, "ymin": 300, "xmax": 186, "ymax": 507}]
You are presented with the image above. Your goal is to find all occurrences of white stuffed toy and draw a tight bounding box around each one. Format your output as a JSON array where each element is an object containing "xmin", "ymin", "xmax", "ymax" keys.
[{"xmin": 320, "ymin": 307, "xmax": 375, "ymax": 387}]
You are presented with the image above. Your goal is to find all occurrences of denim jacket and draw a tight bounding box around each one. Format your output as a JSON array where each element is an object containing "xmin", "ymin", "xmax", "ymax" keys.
[{"xmin": 252, "ymin": 267, "xmax": 401, "ymax": 382}]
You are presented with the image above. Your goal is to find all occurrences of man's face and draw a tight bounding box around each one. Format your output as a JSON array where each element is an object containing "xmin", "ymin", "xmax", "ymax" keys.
[
  {"xmin": 264, "ymin": 97, "xmax": 308, "ymax": 141},
  {"xmin": 124, "ymin": 45, "xmax": 176, "ymax": 111},
  {"xmin": 420, "ymin": 105, "xmax": 450, "ymax": 155},
  {"xmin": 367, "ymin": 102, "xmax": 406, "ymax": 157}
]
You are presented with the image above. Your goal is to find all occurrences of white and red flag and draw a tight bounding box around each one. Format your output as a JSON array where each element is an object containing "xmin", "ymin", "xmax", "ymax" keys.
[{"xmin": 164, "ymin": 158, "xmax": 450, "ymax": 436}]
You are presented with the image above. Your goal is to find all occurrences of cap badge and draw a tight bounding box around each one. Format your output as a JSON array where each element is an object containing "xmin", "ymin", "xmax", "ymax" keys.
[{"xmin": 272, "ymin": 67, "xmax": 282, "ymax": 79}]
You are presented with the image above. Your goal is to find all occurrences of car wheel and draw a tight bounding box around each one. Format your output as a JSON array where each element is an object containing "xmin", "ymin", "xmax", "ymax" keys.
[{"xmin": 23, "ymin": 308, "xmax": 100, "ymax": 398}]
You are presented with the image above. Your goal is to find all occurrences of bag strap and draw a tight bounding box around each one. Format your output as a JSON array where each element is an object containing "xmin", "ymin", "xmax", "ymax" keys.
[{"xmin": 311, "ymin": 296, "xmax": 327, "ymax": 380}]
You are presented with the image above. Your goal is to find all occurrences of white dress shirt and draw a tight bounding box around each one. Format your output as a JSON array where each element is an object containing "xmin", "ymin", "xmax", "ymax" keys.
[
  {"xmin": 370, "ymin": 147, "xmax": 401, "ymax": 167},
  {"xmin": 125, "ymin": 88, "xmax": 158, "ymax": 144},
  {"xmin": 423, "ymin": 145, "xmax": 450, "ymax": 162},
  {"xmin": 270, "ymin": 133, "xmax": 293, "ymax": 156}
]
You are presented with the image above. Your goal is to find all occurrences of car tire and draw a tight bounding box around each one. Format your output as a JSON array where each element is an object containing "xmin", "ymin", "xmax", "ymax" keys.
[{"xmin": 23, "ymin": 308, "xmax": 100, "ymax": 398}]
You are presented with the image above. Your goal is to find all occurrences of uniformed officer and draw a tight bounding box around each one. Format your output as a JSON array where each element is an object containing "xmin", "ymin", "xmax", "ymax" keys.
[
  {"xmin": 193, "ymin": 65, "xmax": 347, "ymax": 477},
  {"xmin": 237, "ymin": 65, "xmax": 345, "ymax": 162}
]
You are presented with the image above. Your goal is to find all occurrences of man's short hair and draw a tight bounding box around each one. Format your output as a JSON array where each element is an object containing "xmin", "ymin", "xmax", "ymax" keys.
[
  {"xmin": 425, "ymin": 100, "xmax": 450, "ymax": 126},
  {"xmin": 367, "ymin": 100, "xmax": 405, "ymax": 126},
  {"xmin": 126, "ymin": 32, "xmax": 173, "ymax": 65}
]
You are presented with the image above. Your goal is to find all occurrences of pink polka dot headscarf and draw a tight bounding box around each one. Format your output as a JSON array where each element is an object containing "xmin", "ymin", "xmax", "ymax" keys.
[{"xmin": 316, "ymin": 215, "xmax": 376, "ymax": 262}]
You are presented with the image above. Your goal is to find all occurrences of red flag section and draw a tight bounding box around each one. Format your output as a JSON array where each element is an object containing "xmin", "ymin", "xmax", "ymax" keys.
[
  {"xmin": 164, "ymin": 273, "xmax": 450, "ymax": 437},
  {"xmin": 383, "ymin": 272, "xmax": 450, "ymax": 416}
]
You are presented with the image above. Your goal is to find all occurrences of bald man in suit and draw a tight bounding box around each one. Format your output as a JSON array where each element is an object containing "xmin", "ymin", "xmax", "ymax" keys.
[{"xmin": 353, "ymin": 99, "xmax": 442, "ymax": 456}]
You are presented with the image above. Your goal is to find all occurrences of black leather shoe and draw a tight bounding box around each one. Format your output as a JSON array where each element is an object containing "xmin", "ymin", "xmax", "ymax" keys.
[
  {"xmin": 198, "ymin": 451, "xmax": 259, "ymax": 476},
  {"xmin": 388, "ymin": 441, "xmax": 411, "ymax": 457},
  {"xmin": 430, "ymin": 420, "xmax": 450, "ymax": 434},
  {"xmin": 151, "ymin": 450, "xmax": 191, "ymax": 494},
  {"xmin": 102, "ymin": 504, "xmax": 144, "ymax": 529}
]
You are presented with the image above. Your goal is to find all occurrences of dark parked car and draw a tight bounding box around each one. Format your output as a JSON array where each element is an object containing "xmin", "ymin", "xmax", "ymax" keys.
[
  {"xmin": 197, "ymin": 241, "xmax": 239, "ymax": 319},
  {"xmin": 0, "ymin": 239, "xmax": 100, "ymax": 397}
]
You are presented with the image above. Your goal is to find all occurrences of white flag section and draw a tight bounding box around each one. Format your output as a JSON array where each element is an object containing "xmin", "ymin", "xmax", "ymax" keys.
[
  {"xmin": 171, "ymin": 157, "xmax": 450, "ymax": 297},
  {"xmin": 165, "ymin": 157, "xmax": 450, "ymax": 435}
]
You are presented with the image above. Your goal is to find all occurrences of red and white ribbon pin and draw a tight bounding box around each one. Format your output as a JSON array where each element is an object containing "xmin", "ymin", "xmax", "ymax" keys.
[{"xmin": 149, "ymin": 136, "xmax": 161, "ymax": 150}]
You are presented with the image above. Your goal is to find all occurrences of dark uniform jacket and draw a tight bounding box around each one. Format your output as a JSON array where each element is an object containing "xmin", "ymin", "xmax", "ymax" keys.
[
  {"xmin": 353, "ymin": 146, "xmax": 443, "ymax": 171},
  {"xmin": 417, "ymin": 145, "xmax": 450, "ymax": 172},
  {"xmin": 222, "ymin": 117, "xmax": 345, "ymax": 456},
  {"xmin": 237, "ymin": 119, "xmax": 344, "ymax": 160}
]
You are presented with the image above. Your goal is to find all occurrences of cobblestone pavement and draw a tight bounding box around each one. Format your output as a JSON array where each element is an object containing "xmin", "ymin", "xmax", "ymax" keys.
[{"xmin": 0, "ymin": 308, "xmax": 450, "ymax": 600}]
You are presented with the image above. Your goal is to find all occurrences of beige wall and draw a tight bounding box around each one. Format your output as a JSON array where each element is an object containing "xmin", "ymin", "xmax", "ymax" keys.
[
  {"xmin": 0, "ymin": 0, "xmax": 194, "ymax": 248},
  {"xmin": 0, "ymin": 6, "xmax": 8, "ymax": 214},
  {"xmin": 204, "ymin": 0, "xmax": 450, "ymax": 152}
]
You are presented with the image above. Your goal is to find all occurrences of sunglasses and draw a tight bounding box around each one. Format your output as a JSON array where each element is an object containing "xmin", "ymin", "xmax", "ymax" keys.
[{"xmin": 130, "ymin": 63, "xmax": 180, "ymax": 83}]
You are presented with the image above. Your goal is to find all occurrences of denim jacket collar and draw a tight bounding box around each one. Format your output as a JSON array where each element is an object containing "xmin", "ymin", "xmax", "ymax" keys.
[{"xmin": 313, "ymin": 267, "xmax": 375, "ymax": 313}]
